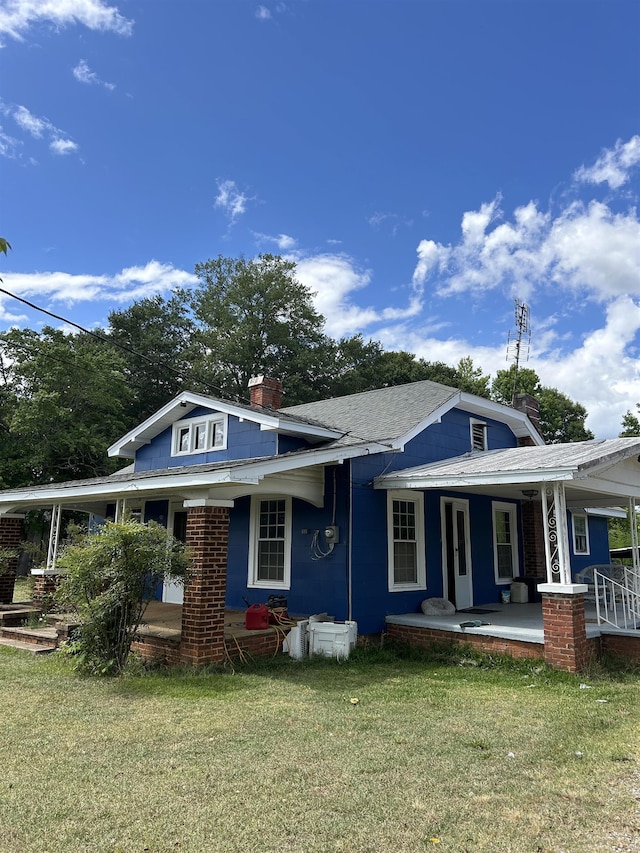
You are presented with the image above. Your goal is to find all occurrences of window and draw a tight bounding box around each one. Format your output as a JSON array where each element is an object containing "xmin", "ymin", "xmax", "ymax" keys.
[
  {"xmin": 572, "ymin": 513, "xmax": 590, "ymax": 555},
  {"xmin": 492, "ymin": 501, "xmax": 519, "ymax": 583},
  {"xmin": 172, "ymin": 413, "xmax": 227, "ymax": 456},
  {"xmin": 470, "ymin": 419, "xmax": 488, "ymax": 451},
  {"xmin": 387, "ymin": 491, "xmax": 426, "ymax": 591},
  {"xmin": 248, "ymin": 496, "xmax": 292, "ymax": 589}
]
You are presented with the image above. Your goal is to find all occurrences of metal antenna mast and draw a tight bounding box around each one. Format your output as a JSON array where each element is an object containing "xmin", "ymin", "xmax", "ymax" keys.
[{"xmin": 506, "ymin": 298, "xmax": 531, "ymax": 403}]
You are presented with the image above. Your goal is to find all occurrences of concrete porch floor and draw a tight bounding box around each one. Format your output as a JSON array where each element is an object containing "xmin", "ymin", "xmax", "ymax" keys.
[
  {"xmin": 385, "ymin": 600, "xmax": 634, "ymax": 646},
  {"xmin": 136, "ymin": 600, "xmax": 287, "ymax": 642}
]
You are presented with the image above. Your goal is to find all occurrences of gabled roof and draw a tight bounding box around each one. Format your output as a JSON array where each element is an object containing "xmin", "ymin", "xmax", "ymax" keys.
[
  {"xmin": 374, "ymin": 438, "xmax": 640, "ymax": 506},
  {"xmin": 108, "ymin": 390, "xmax": 344, "ymax": 458},
  {"xmin": 282, "ymin": 380, "xmax": 543, "ymax": 448}
]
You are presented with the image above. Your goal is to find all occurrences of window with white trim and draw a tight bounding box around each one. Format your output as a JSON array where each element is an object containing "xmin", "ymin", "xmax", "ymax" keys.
[
  {"xmin": 248, "ymin": 496, "xmax": 292, "ymax": 589},
  {"xmin": 470, "ymin": 419, "xmax": 488, "ymax": 451},
  {"xmin": 387, "ymin": 491, "xmax": 426, "ymax": 591},
  {"xmin": 492, "ymin": 501, "xmax": 519, "ymax": 583},
  {"xmin": 172, "ymin": 413, "xmax": 227, "ymax": 456},
  {"xmin": 571, "ymin": 513, "xmax": 590, "ymax": 555}
]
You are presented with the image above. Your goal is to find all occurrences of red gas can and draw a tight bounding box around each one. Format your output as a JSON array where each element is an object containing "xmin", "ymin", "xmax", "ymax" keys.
[{"xmin": 245, "ymin": 603, "xmax": 270, "ymax": 630}]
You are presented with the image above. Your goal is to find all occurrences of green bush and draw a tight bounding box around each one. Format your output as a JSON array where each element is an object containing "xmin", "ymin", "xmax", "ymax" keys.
[{"xmin": 55, "ymin": 519, "xmax": 190, "ymax": 676}]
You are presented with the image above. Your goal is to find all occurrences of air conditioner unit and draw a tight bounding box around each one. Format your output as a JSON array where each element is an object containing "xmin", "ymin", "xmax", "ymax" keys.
[
  {"xmin": 308, "ymin": 620, "xmax": 358, "ymax": 660},
  {"xmin": 286, "ymin": 619, "xmax": 309, "ymax": 660}
]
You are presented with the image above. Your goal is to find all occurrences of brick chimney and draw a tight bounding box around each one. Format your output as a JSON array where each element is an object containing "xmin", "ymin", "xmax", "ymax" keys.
[
  {"xmin": 513, "ymin": 393, "xmax": 542, "ymax": 444},
  {"xmin": 248, "ymin": 376, "xmax": 283, "ymax": 410}
]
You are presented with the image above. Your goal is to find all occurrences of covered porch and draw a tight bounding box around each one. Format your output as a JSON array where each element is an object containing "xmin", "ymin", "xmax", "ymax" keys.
[{"xmin": 376, "ymin": 439, "xmax": 640, "ymax": 672}]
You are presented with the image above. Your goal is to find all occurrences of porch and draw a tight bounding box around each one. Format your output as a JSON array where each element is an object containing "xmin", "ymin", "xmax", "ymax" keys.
[{"xmin": 385, "ymin": 600, "xmax": 640, "ymax": 664}]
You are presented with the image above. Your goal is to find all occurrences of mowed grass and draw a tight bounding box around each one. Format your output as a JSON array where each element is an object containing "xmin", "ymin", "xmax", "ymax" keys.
[{"xmin": 0, "ymin": 644, "xmax": 638, "ymax": 853}]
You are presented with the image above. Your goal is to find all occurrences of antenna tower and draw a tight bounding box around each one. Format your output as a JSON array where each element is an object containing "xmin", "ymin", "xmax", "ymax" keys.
[{"xmin": 506, "ymin": 298, "xmax": 531, "ymax": 403}]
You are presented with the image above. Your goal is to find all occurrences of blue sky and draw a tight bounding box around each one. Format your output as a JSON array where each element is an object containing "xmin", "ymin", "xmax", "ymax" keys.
[{"xmin": 1, "ymin": 0, "xmax": 639, "ymax": 438}]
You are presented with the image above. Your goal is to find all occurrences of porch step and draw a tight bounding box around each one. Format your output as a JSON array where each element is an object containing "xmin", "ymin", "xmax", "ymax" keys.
[
  {"xmin": 0, "ymin": 605, "xmax": 37, "ymax": 628},
  {"xmin": 0, "ymin": 636, "xmax": 58, "ymax": 655},
  {"xmin": 0, "ymin": 625, "xmax": 60, "ymax": 651}
]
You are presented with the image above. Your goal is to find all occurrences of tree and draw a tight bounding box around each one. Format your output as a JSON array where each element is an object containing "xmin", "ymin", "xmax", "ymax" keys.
[
  {"xmin": 108, "ymin": 295, "xmax": 197, "ymax": 422},
  {"xmin": 491, "ymin": 366, "xmax": 593, "ymax": 443},
  {"xmin": 56, "ymin": 519, "xmax": 190, "ymax": 675},
  {"xmin": 620, "ymin": 405, "xmax": 640, "ymax": 437},
  {"xmin": 455, "ymin": 356, "xmax": 490, "ymax": 398},
  {"xmin": 0, "ymin": 327, "xmax": 132, "ymax": 485},
  {"xmin": 183, "ymin": 254, "xmax": 330, "ymax": 404}
]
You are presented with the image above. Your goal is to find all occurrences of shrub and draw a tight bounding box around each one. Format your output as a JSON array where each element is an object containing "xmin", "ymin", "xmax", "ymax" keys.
[{"xmin": 55, "ymin": 519, "xmax": 190, "ymax": 676}]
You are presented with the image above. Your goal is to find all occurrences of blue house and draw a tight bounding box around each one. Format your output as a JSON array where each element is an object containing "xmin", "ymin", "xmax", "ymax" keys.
[{"xmin": 1, "ymin": 376, "xmax": 639, "ymax": 671}]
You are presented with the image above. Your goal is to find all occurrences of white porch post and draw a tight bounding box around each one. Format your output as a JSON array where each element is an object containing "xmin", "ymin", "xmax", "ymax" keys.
[
  {"xmin": 629, "ymin": 498, "xmax": 640, "ymax": 599},
  {"xmin": 540, "ymin": 482, "xmax": 572, "ymax": 585},
  {"xmin": 46, "ymin": 503, "xmax": 62, "ymax": 572}
]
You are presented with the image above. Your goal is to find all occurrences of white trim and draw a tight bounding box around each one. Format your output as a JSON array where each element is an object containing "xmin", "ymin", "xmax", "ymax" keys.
[
  {"xmin": 537, "ymin": 583, "xmax": 589, "ymax": 595},
  {"xmin": 571, "ymin": 512, "xmax": 590, "ymax": 556},
  {"xmin": 492, "ymin": 501, "xmax": 520, "ymax": 584},
  {"xmin": 182, "ymin": 499, "xmax": 235, "ymax": 508},
  {"xmin": 387, "ymin": 490, "xmax": 426, "ymax": 592},
  {"xmin": 247, "ymin": 495, "xmax": 292, "ymax": 590},
  {"xmin": 172, "ymin": 413, "xmax": 228, "ymax": 456}
]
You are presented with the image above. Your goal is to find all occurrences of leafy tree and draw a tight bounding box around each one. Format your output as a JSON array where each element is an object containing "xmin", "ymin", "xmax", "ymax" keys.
[
  {"xmin": 56, "ymin": 519, "xmax": 190, "ymax": 676},
  {"xmin": 455, "ymin": 356, "xmax": 490, "ymax": 398},
  {"xmin": 0, "ymin": 327, "xmax": 132, "ymax": 485},
  {"xmin": 108, "ymin": 295, "xmax": 197, "ymax": 421},
  {"xmin": 620, "ymin": 405, "xmax": 640, "ymax": 437},
  {"xmin": 491, "ymin": 366, "xmax": 593, "ymax": 443},
  {"xmin": 183, "ymin": 254, "xmax": 329, "ymax": 404}
]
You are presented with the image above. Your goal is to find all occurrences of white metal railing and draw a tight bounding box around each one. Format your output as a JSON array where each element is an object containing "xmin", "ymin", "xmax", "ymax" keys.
[{"xmin": 595, "ymin": 566, "xmax": 640, "ymax": 630}]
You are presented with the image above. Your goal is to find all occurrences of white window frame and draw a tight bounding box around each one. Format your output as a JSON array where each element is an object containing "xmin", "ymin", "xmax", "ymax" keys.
[
  {"xmin": 247, "ymin": 495, "xmax": 292, "ymax": 590},
  {"xmin": 571, "ymin": 513, "xmax": 590, "ymax": 556},
  {"xmin": 171, "ymin": 413, "xmax": 228, "ymax": 457},
  {"xmin": 387, "ymin": 490, "xmax": 426, "ymax": 592},
  {"xmin": 470, "ymin": 418, "xmax": 488, "ymax": 452},
  {"xmin": 492, "ymin": 501, "xmax": 519, "ymax": 584}
]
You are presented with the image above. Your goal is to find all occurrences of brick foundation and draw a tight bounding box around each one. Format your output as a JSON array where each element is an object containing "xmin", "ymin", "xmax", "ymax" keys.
[
  {"xmin": 0, "ymin": 517, "xmax": 23, "ymax": 604},
  {"xmin": 542, "ymin": 592, "xmax": 590, "ymax": 672},
  {"xmin": 386, "ymin": 623, "xmax": 544, "ymax": 660},
  {"xmin": 179, "ymin": 505, "xmax": 229, "ymax": 666},
  {"xmin": 134, "ymin": 626, "xmax": 286, "ymax": 667},
  {"xmin": 600, "ymin": 632, "xmax": 640, "ymax": 663}
]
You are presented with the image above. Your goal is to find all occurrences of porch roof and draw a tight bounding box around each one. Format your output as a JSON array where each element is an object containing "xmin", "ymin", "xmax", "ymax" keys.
[{"xmin": 374, "ymin": 438, "xmax": 640, "ymax": 507}]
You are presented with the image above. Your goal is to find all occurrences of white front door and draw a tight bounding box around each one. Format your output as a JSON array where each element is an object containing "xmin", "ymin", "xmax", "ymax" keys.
[
  {"xmin": 441, "ymin": 499, "xmax": 473, "ymax": 610},
  {"xmin": 162, "ymin": 508, "xmax": 187, "ymax": 604}
]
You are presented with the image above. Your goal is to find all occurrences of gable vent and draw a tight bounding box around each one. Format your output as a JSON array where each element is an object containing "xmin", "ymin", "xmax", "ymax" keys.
[{"xmin": 471, "ymin": 420, "xmax": 488, "ymax": 452}]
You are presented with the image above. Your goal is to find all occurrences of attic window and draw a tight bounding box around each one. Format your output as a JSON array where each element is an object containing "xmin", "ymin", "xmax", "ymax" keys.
[
  {"xmin": 470, "ymin": 419, "xmax": 488, "ymax": 452},
  {"xmin": 172, "ymin": 413, "xmax": 227, "ymax": 456}
]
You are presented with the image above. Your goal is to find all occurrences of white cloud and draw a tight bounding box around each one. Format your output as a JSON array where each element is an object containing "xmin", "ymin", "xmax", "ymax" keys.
[
  {"xmin": 255, "ymin": 6, "xmax": 271, "ymax": 20},
  {"xmin": 0, "ymin": 261, "xmax": 197, "ymax": 313},
  {"xmin": 214, "ymin": 179, "xmax": 253, "ymax": 226},
  {"xmin": 72, "ymin": 59, "xmax": 115, "ymax": 90},
  {"xmin": 0, "ymin": 0, "xmax": 133, "ymax": 43},
  {"xmin": 574, "ymin": 135, "xmax": 640, "ymax": 189},
  {"xmin": 0, "ymin": 125, "xmax": 20, "ymax": 158},
  {"xmin": 49, "ymin": 137, "xmax": 78, "ymax": 155},
  {"xmin": 253, "ymin": 231, "xmax": 297, "ymax": 251},
  {"xmin": 3, "ymin": 102, "xmax": 79, "ymax": 156}
]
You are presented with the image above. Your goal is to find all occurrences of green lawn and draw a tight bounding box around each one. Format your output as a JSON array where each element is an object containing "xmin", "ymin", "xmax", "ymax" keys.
[{"xmin": 0, "ymin": 644, "xmax": 638, "ymax": 853}]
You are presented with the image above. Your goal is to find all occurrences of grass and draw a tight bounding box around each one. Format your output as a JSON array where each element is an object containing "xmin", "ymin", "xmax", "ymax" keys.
[{"xmin": 0, "ymin": 644, "xmax": 638, "ymax": 853}]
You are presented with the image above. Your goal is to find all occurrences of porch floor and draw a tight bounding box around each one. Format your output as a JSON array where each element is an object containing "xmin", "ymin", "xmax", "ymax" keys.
[
  {"xmin": 136, "ymin": 601, "xmax": 292, "ymax": 643},
  {"xmin": 385, "ymin": 601, "xmax": 634, "ymax": 645}
]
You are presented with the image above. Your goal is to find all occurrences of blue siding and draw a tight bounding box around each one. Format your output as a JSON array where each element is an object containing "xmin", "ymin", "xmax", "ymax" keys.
[
  {"xmin": 225, "ymin": 465, "xmax": 351, "ymax": 621},
  {"xmin": 570, "ymin": 514, "xmax": 611, "ymax": 577},
  {"xmin": 135, "ymin": 409, "xmax": 279, "ymax": 471}
]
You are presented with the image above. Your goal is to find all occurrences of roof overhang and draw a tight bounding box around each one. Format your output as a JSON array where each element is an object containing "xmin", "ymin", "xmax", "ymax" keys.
[
  {"xmin": 374, "ymin": 440, "xmax": 640, "ymax": 508},
  {"xmin": 108, "ymin": 391, "xmax": 344, "ymax": 459}
]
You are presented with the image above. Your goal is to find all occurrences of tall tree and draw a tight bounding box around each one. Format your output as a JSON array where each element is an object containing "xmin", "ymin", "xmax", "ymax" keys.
[
  {"xmin": 108, "ymin": 295, "xmax": 197, "ymax": 421},
  {"xmin": 491, "ymin": 366, "xmax": 593, "ymax": 443},
  {"xmin": 0, "ymin": 327, "xmax": 132, "ymax": 485},
  {"xmin": 183, "ymin": 254, "xmax": 330, "ymax": 404}
]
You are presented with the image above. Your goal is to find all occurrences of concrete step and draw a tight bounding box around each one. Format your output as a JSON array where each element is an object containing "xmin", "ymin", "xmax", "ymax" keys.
[
  {"xmin": 0, "ymin": 605, "xmax": 37, "ymax": 627},
  {"xmin": 0, "ymin": 637, "xmax": 58, "ymax": 654}
]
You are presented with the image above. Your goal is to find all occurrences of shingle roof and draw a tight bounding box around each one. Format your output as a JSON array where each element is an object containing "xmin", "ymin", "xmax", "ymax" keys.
[{"xmin": 281, "ymin": 380, "xmax": 459, "ymax": 445}]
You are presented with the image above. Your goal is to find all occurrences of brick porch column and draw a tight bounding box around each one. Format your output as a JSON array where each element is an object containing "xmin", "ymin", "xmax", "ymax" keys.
[
  {"xmin": 0, "ymin": 516, "xmax": 24, "ymax": 604},
  {"xmin": 179, "ymin": 501, "xmax": 232, "ymax": 666},
  {"xmin": 541, "ymin": 592, "xmax": 590, "ymax": 672}
]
